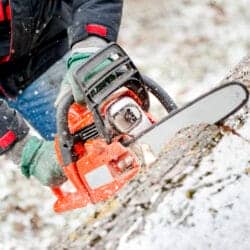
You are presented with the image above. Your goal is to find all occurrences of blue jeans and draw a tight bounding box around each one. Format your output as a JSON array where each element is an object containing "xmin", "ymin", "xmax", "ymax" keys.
[{"xmin": 7, "ymin": 54, "xmax": 69, "ymax": 140}]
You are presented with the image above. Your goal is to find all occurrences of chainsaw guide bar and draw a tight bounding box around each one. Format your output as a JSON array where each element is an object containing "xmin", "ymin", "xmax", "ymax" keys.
[{"xmin": 125, "ymin": 82, "xmax": 249, "ymax": 156}]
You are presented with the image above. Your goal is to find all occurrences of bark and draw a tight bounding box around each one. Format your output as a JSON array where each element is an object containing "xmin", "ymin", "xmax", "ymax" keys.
[{"xmin": 50, "ymin": 56, "xmax": 250, "ymax": 250}]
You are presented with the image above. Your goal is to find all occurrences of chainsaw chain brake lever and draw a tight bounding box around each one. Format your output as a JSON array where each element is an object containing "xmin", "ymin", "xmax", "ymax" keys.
[{"xmin": 56, "ymin": 43, "xmax": 178, "ymax": 166}]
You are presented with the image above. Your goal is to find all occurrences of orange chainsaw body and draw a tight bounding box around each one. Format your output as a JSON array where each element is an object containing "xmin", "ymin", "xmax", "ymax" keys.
[
  {"xmin": 50, "ymin": 43, "xmax": 176, "ymax": 213},
  {"xmin": 52, "ymin": 90, "xmax": 144, "ymax": 213}
]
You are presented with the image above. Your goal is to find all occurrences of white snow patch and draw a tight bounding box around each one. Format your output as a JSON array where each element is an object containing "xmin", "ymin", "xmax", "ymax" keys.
[{"xmin": 118, "ymin": 122, "xmax": 250, "ymax": 250}]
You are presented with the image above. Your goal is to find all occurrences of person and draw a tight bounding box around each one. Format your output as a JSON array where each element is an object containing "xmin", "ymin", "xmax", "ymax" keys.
[{"xmin": 0, "ymin": 0, "xmax": 123, "ymax": 186}]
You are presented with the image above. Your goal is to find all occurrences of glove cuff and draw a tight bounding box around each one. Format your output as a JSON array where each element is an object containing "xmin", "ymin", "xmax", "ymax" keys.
[
  {"xmin": 20, "ymin": 137, "xmax": 43, "ymax": 178},
  {"xmin": 67, "ymin": 53, "xmax": 92, "ymax": 69},
  {"xmin": 71, "ymin": 36, "xmax": 107, "ymax": 52},
  {"xmin": 69, "ymin": 36, "xmax": 108, "ymax": 68}
]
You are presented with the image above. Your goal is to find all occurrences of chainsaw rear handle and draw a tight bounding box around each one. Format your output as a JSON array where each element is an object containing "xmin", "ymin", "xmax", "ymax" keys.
[{"xmin": 56, "ymin": 43, "xmax": 178, "ymax": 166}]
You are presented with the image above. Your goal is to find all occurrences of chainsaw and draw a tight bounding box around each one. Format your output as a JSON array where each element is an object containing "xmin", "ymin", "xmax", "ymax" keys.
[{"xmin": 51, "ymin": 43, "xmax": 249, "ymax": 213}]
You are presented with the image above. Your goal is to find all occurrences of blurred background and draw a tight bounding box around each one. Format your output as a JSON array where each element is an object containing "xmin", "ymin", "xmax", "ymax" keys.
[
  {"xmin": 119, "ymin": 0, "xmax": 250, "ymax": 103},
  {"xmin": 0, "ymin": 0, "xmax": 250, "ymax": 249}
]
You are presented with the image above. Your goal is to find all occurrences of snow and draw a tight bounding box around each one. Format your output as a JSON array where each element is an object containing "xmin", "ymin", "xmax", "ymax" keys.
[
  {"xmin": 0, "ymin": 157, "xmax": 97, "ymax": 249},
  {"xmin": 118, "ymin": 121, "xmax": 250, "ymax": 250},
  {"xmin": 1, "ymin": 0, "xmax": 250, "ymax": 249}
]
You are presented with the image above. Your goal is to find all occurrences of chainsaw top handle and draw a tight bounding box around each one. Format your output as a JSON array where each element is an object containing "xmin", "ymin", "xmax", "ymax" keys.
[{"xmin": 56, "ymin": 42, "xmax": 177, "ymax": 166}]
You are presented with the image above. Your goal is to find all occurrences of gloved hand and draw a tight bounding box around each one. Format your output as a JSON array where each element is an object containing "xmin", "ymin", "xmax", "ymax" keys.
[
  {"xmin": 55, "ymin": 36, "xmax": 109, "ymax": 105},
  {"xmin": 0, "ymin": 100, "xmax": 66, "ymax": 187},
  {"xmin": 20, "ymin": 137, "xmax": 67, "ymax": 187}
]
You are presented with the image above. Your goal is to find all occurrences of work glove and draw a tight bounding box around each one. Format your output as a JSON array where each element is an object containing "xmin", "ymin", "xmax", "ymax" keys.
[
  {"xmin": 20, "ymin": 137, "xmax": 67, "ymax": 186},
  {"xmin": 0, "ymin": 100, "xmax": 66, "ymax": 186},
  {"xmin": 55, "ymin": 36, "xmax": 109, "ymax": 105}
]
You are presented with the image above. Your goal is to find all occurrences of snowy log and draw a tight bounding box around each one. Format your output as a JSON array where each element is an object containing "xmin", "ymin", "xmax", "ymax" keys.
[{"xmin": 50, "ymin": 56, "xmax": 250, "ymax": 250}]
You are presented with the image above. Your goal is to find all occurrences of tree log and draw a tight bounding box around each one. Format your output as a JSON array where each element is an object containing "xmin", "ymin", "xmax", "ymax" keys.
[{"xmin": 50, "ymin": 56, "xmax": 250, "ymax": 250}]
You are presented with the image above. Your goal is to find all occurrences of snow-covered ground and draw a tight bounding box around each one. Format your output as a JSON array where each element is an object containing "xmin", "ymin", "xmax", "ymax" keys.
[
  {"xmin": 118, "ymin": 121, "xmax": 250, "ymax": 250},
  {"xmin": 1, "ymin": 0, "xmax": 250, "ymax": 249}
]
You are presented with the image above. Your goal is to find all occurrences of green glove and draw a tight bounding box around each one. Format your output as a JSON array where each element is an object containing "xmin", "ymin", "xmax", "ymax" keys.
[{"xmin": 20, "ymin": 137, "xmax": 67, "ymax": 187}]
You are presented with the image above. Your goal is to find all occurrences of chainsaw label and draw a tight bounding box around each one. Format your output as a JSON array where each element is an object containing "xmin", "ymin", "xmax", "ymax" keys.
[{"xmin": 84, "ymin": 165, "xmax": 114, "ymax": 189}]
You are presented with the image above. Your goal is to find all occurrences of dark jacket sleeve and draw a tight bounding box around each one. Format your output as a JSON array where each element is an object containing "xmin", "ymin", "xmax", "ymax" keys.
[{"xmin": 69, "ymin": 0, "xmax": 123, "ymax": 47}]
